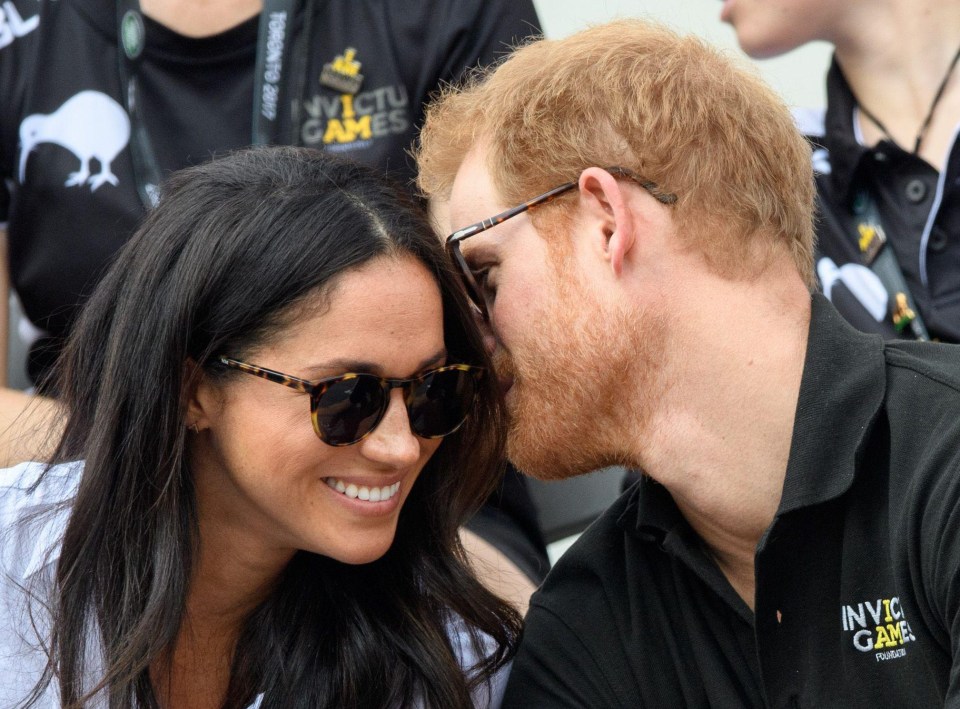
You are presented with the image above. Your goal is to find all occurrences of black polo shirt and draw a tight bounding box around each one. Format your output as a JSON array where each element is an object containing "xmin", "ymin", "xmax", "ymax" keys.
[
  {"xmin": 811, "ymin": 58, "xmax": 960, "ymax": 343},
  {"xmin": 502, "ymin": 295, "xmax": 960, "ymax": 708}
]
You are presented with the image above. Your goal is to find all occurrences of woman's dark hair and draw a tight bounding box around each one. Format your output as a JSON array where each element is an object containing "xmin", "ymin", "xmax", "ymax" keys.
[{"xmin": 31, "ymin": 146, "xmax": 519, "ymax": 708}]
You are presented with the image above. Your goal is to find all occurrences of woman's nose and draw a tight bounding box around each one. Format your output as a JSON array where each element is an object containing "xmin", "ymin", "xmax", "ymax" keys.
[{"xmin": 359, "ymin": 389, "xmax": 421, "ymax": 467}]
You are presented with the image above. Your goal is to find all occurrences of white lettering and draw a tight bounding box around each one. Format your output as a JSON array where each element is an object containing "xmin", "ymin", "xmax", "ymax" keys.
[
  {"xmin": 875, "ymin": 648, "xmax": 906, "ymax": 662},
  {"xmin": 260, "ymin": 11, "xmax": 286, "ymax": 119},
  {"xmin": 261, "ymin": 83, "xmax": 278, "ymax": 121},
  {"xmin": 301, "ymin": 116, "xmax": 323, "ymax": 144},
  {"xmin": 853, "ymin": 629, "xmax": 874, "ymax": 652},
  {"xmin": 890, "ymin": 597, "xmax": 903, "ymax": 621},
  {"xmin": 847, "ymin": 604, "xmax": 867, "ymax": 630}
]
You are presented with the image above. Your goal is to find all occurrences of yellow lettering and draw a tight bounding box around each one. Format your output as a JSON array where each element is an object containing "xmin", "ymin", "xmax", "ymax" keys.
[
  {"xmin": 322, "ymin": 116, "xmax": 371, "ymax": 144},
  {"xmin": 323, "ymin": 119, "xmax": 347, "ymax": 143},
  {"xmin": 885, "ymin": 622, "xmax": 903, "ymax": 645},
  {"xmin": 332, "ymin": 48, "xmax": 361, "ymax": 76},
  {"xmin": 882, "ymin": 598, "xmax": 893, "ymax": 623},
  {"xmin": 874, "ymin": 625, "xmax": 892, "ymax": 650},
  {"xmin": 342, "ymin": 116, "xmax": 371, "ymax": 140},
  {"xmin": 341, "ymin": 95, "xmax": 356, "ymax": 120}
]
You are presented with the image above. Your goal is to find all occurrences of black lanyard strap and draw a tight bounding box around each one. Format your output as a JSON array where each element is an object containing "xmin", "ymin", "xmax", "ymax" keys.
[
  {"xmin": 116, "ymin": 0, "xmax": 161, "ymax": 207},
  {"xmin": 116, "ymin": 0, "xmax": 306, "ymax": 208},
  {"xmin": 854, "ymin": 188, "xmax": 930, "ymax": 340},
  {"xmin": 251, "ymin": 0, "xmax": 300, "ymax": 146}
]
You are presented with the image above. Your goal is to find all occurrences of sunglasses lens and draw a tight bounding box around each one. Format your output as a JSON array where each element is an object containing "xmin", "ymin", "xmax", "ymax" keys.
[
  {"xmin": 408, "ymin": 368, "xmax": 478, "ymax": 438},
  {"xmin": 313, "ymin": 375, "xmax": 386, "ymax": 446}
]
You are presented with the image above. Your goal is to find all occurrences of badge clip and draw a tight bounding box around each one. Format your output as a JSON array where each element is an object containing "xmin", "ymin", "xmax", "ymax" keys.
[
  {"xmin": 857, "ymin": 222, "xmax": 886, "ymax": 265},
  {"xmin": 120, "ymin": 9, "xmax": 145, "ymax": 61},
  {"xmin": 320, "ymin": 47, "xmax": 364, "ymax": 95},
  {"xmin": 892, "ymin": 292, "xmax": 917, "ymax": 333}
]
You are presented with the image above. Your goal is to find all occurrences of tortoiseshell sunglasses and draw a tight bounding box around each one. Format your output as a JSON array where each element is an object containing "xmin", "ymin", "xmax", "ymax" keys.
[
  {"xmin": 445, "ymin": 166, "xmax": 677, "ymax": 319},
  {"xmin": 217, "ymin": 356, "xmax": 484, "ymax": 446}
]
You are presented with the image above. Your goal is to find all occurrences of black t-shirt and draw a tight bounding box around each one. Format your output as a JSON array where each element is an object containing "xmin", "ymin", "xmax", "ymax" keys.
[
  {"xmin": 0, "ymin": 0, "xmax": 540, "ymax": 376},
  {"xmin": 503, "ymin": 296, "xmax": 960, "ymax": 707},
  {"xmin": 809, "ymin": 58, "xmax": 960, "ymax": 344}
]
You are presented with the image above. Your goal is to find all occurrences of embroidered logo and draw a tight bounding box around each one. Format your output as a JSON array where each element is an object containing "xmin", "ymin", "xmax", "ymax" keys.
[
  {"xmin": 300, "ymin": 85, "xmax": 409, "ymax": 152},
  {"xmin": 0, "ymin": 1, "xmax": 39, "ymax": 50},
  {"xmin": 19, "ymin": 91, "xmax": 130, "ymax": 191},
  {"xmin": 841, "ymin": 596, "xmax": 916, "ymax": 662}
]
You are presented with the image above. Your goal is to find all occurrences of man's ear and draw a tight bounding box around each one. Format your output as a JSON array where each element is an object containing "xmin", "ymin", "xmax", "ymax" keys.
[
  {"xmin": 184, "ymin": 358, "xmax": 218, "ymax": 433},
  {"xmin": 578, "ymin": 167, "xmax": 637, "ymax": 278}
]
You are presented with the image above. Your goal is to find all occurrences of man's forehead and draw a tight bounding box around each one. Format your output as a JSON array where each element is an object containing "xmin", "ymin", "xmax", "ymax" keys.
[{"xmin": 449, "ymin": 145, "xmax": 504, "ymax": 225}]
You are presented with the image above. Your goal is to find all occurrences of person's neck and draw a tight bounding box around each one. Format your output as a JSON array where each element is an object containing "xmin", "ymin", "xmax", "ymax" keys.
[
  {"xmin": 139, "ymin": 0, "xmax": 262, "ymax": 37},
  {"xmin": 151, "ymin": 488, "xmax": 292, "ymax": 707},
  {"xmin": 630, "ymin": 259, "xmax": 811, "ymax": 609},
  {"xmin": 831, "ymin": 1, "xmax": 960, "ymax": 169}
]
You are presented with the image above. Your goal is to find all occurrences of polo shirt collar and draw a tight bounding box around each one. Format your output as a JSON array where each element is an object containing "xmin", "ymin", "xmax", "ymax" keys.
[
  {"xmin": 822, "ymin": 57, "xmax": 873, "ymax": 205},
  {"xmin": 776, "ymin": 294, "xmax": 886, "ymax": 513},
  {"xmin": 623, "ymin": 295, "xmax": 887, "ymax": 535}
]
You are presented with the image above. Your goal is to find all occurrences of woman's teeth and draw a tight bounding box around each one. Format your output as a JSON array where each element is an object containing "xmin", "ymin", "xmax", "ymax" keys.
[{"xmin": 324, "ymin": 478, "xmax": 401, "ymax": 502}]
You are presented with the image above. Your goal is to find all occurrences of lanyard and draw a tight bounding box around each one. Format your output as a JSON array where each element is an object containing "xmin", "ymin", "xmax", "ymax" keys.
[
  {"xmin": 853, "ymin": 188, "xmax": 930, "ymax": 340},
  {"xmin": 115, "ymin": 0, "xmax": 307, "ymax": 208}
]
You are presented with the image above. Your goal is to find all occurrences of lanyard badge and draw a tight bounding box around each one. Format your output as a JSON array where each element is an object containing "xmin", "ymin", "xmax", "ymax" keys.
[
  {"xmin": 854, "ymin": 190, "xmax": 928, "ymax": 339},
  {"xmin": 319, "ymin": 47, "xmax": 364, "ymax": 95}
]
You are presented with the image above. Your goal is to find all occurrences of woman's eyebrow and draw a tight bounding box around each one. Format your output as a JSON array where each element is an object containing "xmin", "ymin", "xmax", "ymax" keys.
[{"xmin": 301, "ymin": 348, "xmax": 449, "ymax": 379}]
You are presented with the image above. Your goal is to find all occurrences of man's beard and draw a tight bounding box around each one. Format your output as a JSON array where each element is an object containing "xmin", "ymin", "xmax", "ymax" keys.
[{"xmin": 497, "ymin": 282, "xmax": 668, "ymax": 481}]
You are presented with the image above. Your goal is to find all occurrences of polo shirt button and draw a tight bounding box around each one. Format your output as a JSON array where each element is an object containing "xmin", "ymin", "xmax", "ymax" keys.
[
  {"xmin": 929, "ymin": 227, "xmax": 949, "ymax": 252},
  {"xmin": 905, "ymin": 178, "xmax": 928, "ymax": 203},
  {"xmin": 874, "ymin": 151, "xmax": 888, "ymax": 162}
]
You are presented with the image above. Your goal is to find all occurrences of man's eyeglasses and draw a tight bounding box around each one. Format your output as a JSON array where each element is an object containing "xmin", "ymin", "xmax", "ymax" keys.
[
  {"xmin": 217, "ymin": 356, "xmax": 483, "ymax": 446},
  {"xmin": 445, "ymin": 166, "xmax": 677, "ymax": 319}
]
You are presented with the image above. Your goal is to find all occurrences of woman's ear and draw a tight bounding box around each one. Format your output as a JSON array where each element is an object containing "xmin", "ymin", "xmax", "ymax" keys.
[{"xmin": 183, "ymin": 358, "xmax": 217, "ymax": 432}]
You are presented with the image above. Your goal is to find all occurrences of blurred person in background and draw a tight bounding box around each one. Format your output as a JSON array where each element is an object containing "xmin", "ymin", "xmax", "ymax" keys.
[{"xmin": 722, "ymin": 0, "xmax": 960, "ymax": 343}]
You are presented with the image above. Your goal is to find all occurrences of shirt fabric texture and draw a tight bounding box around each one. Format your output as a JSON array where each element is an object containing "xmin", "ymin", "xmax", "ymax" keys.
[
  {"xmin": 0, "ymin": 460, "xmax": 509, "ymax": 708},
  {"xmin": 502, "ymin": 295, "xmax": 960, "ymax": 708},
  {"xmin": 809, "ymin": 57, "xmax": 960, "ymax": 343}
]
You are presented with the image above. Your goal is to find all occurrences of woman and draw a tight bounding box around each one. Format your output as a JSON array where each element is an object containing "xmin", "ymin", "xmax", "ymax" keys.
[{"xmin": 0, "ymin": 146, "xmax": 521, "ymax": 707}]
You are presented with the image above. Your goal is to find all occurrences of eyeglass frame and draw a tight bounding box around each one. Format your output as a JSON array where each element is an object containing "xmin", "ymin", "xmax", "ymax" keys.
[
  {"xmin": 216, "ymin": 355, "xmax": 484, "ymax": 446},
  {"xmin": 444, "ymin": 166, "xmax": 678, "ymax": 319}
]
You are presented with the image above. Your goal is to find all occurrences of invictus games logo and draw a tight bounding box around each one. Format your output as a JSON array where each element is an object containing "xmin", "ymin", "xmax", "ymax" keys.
[
  {"xmin": 301, "ymin": 86, "xmax": 409, "ymax": 151},
  {"xmin": 302, "ymin": 47, "xmax": 409, "ymax": 152},
  {"xmin": 841, "ymin": 597, "xmax": 916, "ymax": 662}
]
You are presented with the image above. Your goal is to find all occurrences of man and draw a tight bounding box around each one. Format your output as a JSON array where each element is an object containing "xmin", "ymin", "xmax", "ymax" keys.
[{"xmin": 417, "ymin": 19, "xmax": 960, "ymax": 707}]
